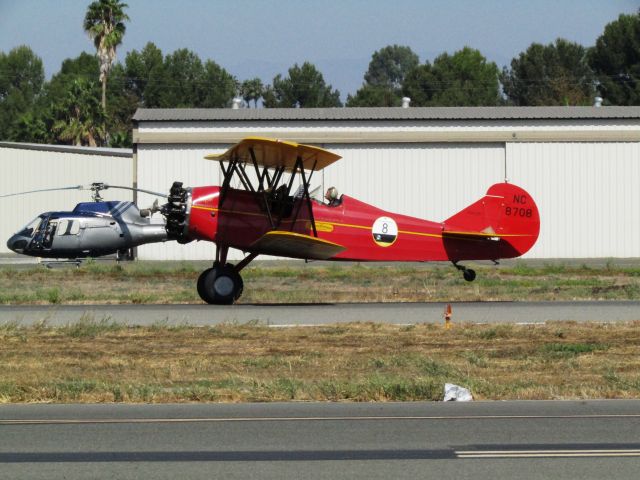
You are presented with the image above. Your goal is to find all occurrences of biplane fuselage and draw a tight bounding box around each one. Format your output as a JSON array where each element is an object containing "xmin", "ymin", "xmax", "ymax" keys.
[{"xmin": 185, "ymin": 183, "xmax": 537, "ymax": 263}]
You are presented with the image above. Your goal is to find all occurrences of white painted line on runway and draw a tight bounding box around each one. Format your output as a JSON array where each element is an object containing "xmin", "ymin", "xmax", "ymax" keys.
[
  {"xmin": 3, "ymin": 413, "xmax": 640, "ymax": 425},
  {"xmin": 456, "ymin": 449, "xmax": 640, "ymax": 458}
]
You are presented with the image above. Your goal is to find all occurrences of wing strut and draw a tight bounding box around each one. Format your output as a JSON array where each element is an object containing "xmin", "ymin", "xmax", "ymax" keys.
[
  {"xmin": 211, "ymin": 139, "xmax": 324, "ymax": 236},
  {"xmin": 249, "ymin": 147, "xmax": 276, "ymax": 229},
  {"xmin": 292, "ymin": 156, "xmax": 318, "ymax": 237}
]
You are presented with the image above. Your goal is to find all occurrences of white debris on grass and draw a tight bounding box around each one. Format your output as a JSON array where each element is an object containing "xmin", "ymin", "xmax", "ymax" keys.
[{"xmin": 443, "ymin": 383, "xmax": 473, "ymax": 402}]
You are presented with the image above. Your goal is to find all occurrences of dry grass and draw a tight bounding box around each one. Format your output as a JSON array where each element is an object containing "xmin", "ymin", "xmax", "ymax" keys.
[
  {"xmin": 1, "ymin": 320, "xmax": 639, "ymax": 403},
  {"xmin": 0, "ymin": 261, "xmax": 639, "ymax": 304}
]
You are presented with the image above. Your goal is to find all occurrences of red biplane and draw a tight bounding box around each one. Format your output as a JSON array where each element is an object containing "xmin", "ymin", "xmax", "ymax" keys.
[{"xmin": 162, "ymin": 137, "xmax": 540, "ymax": 304}]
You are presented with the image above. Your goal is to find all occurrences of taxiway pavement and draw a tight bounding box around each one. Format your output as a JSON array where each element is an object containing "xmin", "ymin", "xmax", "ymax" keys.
[
  {"xmin": 0, "ymin": 300, "xmax": 639, "ymax": 326},
  {"xmin": 1, "ymin": 400, "xmax": 639, "ymax": 479}
]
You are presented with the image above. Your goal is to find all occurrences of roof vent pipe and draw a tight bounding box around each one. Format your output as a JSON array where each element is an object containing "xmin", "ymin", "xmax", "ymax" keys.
[
  {"xmin": 232, "ymin": 97, "xmax": 242, "ymax": 109},
  {"xmin": 402, "ymin": 97, "xmax": 411, "ymax": 108},
  {"xmin": 594, "ymin": 96, "xmax": 603, "ymax": 107}
]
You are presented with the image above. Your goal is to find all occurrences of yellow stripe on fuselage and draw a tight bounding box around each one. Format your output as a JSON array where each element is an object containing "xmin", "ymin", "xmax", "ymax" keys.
[{"xmin": 191, "ymin": 205, "xmax": 305, "ymax": 223}]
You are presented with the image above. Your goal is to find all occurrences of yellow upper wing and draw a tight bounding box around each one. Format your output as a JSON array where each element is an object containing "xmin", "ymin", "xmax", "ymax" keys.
[{"xmin": 204, "ymin": 137, "xmax": 341, "ymax": 172}]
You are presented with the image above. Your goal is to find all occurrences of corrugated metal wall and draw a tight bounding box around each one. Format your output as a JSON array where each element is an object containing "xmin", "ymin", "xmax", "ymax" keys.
[
  {"xmin": 0, "ymin": 146, "xmax": 132, "ymax": 254},
  {"xmin": 507, "ymin": 142, "xmax": 640, "ymax": 258}
]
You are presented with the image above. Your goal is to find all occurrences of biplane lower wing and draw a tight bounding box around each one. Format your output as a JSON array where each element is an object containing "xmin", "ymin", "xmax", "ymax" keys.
[{"xmin": 250, "ymin": 231, "xmax": 346, "ymax": 260}]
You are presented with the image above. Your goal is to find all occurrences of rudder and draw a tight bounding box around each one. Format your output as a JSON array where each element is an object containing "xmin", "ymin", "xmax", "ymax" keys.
[{"xmin": 443, "ymin": 183, "xmax": 540, "ymax": 260}]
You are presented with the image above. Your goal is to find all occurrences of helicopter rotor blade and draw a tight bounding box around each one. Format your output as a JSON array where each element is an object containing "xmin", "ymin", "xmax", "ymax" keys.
[
  {"xmin": 1, "ymin": 183, "xmax": 168, "ymax": 202},
  {"xmin": 102, "ymin": 184, "xmax": 168, "ymax": 199},
  {"xmin": 0, "ymin": 185, "xmax": 83, "ymax": 199}
]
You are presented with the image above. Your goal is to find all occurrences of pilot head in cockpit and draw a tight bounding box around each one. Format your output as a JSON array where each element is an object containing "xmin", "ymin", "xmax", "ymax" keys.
[{"xmin": 325, "ymin": 186, "xmax": 340, "ymax": 206}]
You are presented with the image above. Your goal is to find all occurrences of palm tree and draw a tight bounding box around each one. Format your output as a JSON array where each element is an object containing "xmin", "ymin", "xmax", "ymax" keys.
[
  {"xmin": 240, "ymin": 78, "xmax": 264, "ymax": 108},
  {"xmin": 52, "ymin": 79, "xmax": 106, "ymax": 146},
  {"xmin": 83, "ymin": 0, "xmax": 129, "ymax": 110}
]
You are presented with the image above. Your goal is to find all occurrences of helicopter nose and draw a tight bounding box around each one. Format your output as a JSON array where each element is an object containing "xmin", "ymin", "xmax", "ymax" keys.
[{"xmin": 7, "ymin": 234, "xmax": 28, "ymax": 253}]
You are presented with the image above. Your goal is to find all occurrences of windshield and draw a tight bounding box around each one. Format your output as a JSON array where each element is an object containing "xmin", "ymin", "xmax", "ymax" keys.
[{"xmin": 17, "ymin": 215, "xmax": 44, "ymax": 238}]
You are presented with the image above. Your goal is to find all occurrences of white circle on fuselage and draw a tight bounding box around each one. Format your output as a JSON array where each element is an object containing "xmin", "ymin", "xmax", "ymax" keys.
[{"xmin": 372, "ymin": 216, "xmax": 398, "ymax": 247}]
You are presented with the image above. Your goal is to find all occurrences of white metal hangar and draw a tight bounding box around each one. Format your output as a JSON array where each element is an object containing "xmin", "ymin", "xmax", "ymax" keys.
[{"xmin": 131, "ymin": 106, "xmax": 640, "ymax": 261}]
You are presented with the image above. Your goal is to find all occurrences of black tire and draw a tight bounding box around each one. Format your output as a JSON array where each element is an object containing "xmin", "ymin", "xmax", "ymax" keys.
[
  {"xmin": 199, "ymin": 264, "xmax": 243, "ymax": 305},
  {"xmin": 463, "ymin": 269, "xmax": 476, "ymax": 282},
  {"xmin": 197, "ymin": 267, "xmax": 214, "ymax": 302}
]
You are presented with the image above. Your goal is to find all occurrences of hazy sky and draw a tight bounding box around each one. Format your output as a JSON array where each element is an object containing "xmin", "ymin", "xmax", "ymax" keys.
[{"xmin": 0, "ymin": 0, "xmax": 638, "ymax": 99}]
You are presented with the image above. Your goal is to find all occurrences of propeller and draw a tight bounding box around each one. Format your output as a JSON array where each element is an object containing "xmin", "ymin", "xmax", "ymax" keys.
[{"xmin": 0, "ymin": 183, "xmax": 167, "ymax": 202}]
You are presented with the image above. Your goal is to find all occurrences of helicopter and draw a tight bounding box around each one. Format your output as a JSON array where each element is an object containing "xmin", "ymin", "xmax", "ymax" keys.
[{"xmin": 4, "ymin": 183, "xmax": 170, "ymax": 260}]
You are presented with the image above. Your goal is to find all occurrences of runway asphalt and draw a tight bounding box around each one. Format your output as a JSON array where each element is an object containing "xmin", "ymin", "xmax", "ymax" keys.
[
  {"xmin": 0, "ymin": 300, "xmax": 639, "ymax": 326},
  {"xmin": 1, "ymin": 400, "xmax": 639, "ymax": 479}
]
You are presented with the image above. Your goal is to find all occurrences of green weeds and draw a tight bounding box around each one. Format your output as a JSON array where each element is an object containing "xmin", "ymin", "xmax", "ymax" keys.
[
  {"xmin": 540, "ymin": 342, "xmax": 609, "ymax": 358},
  {"xmin": 60, "ymin": 314, "xmax": 123, "ymax": 338}
]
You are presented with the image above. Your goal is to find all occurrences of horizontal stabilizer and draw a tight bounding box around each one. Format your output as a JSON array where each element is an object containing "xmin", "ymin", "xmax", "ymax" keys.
[
  {"xmin": 250, "ymin": 230, "xmax": 346, "ymax": 260},
  {"xmin": 442, "ymin": 229, "xmax": 500, "ymax": 241}
]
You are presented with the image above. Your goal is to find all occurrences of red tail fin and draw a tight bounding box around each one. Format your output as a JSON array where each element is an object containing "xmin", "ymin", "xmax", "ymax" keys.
[{"xmin": 442, "ymin": 183, "xmax": 540, "ymax": 260}]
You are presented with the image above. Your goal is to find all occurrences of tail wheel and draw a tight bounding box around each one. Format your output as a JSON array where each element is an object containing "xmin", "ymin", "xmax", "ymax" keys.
[{"xmin": 198, "ymin": 263, "xmax": 243, "ymax": 305}]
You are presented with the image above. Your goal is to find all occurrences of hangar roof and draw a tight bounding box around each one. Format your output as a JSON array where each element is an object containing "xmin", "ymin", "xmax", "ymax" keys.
[
  {"xmin": 133, "ymin": 106, "xmax": 640, "ymax": 122},
  {"xmin": 0, "ymin": 142, "xmax": 132, "ymax": 158}
]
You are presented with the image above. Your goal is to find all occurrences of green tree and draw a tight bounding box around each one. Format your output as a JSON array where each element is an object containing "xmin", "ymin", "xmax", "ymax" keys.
[
  {"xmin": 201, "ymin": 59, "xmax": 238, "ymax": 107},
  {"xmin": 0, "ymin": 45, "xmax": 44, "ymax": 140},
  {"xmin": 123, "ymin": 46, "xmax": 236, "ymax": 108},
  {"xmin": 52, "ymin": 78, "xmax": 106, "ymax": 146},
  {"xmin": 501, "ymin": 38, "xmax": 594, "ymax": 106},
  {"xmin": 105, "ymin": 62, "xmax": 137, "ymax": 146},
  {"xmin": 160, "ymin": 48, "xmax": 204, "ymax": 107},
  {"xmin": 25, "ymin": 53, "xmax": 102, "ymax": 144},
  {"xmin": 347, "ymin": 45, "xmax": 419, "ymax": 107},
  {"xmin": 346, "ymin": 84, "xmax": 398, "ymax": 107},
  {"xmin": 240, "ymin": 77, "xmax": 264, "ymax": 107},
  {"xmin": 12, "ymin": 110, "xmax": 50, "ymax": 143},
  {"xmin": 263, "ymin": 62, "xmax": 342, "ymax": 108},
  {"xmin": 403, "ymin": 47, "xmax": 501, "ymax": 106},
  {"xmin": 43, "ymin": 52, "xmax": 100, "ymax": 103},
  {"xmin": 123, "ymin": 42, "xmax": 165, "ymax": 107},
  {"xmin": 589, "ymin": 10, "xmax": 640, "ymax": 105},
  {"xmin": 83, "ymin": 0, "xmax": 129, "ymax": 110}
]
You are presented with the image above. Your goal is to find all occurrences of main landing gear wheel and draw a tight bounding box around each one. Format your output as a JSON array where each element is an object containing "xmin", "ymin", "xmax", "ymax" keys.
[
  {"xmin": 197, "ymin": 267, "xmax": 214, "ymax": 301},
  {"xmin": 197, "ymin": 263, "xmax": 244, "ymax": 305}
]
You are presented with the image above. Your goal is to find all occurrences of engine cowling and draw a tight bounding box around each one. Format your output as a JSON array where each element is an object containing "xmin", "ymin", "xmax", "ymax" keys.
[{"xmin": 163, "ymin": 181, "xmax": 191, "ymax": 243}]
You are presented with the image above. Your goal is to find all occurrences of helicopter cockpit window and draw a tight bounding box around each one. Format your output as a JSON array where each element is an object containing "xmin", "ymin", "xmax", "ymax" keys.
[
  {"xmin": 17, "ymin": 216, "xmax": 43, "ymax": 238},
  {"xmin": 56, "ymin": 220, "xmax": 80, "ymax": 236}
]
